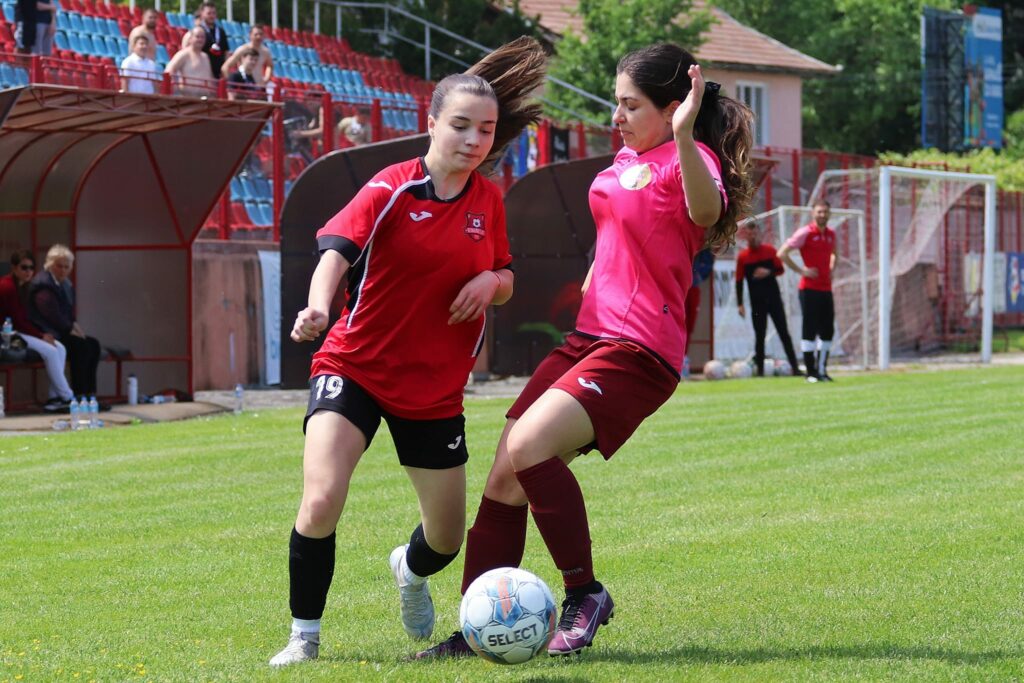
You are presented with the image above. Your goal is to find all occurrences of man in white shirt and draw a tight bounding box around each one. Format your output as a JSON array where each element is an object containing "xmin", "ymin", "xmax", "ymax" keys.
[{"xmin": 120, "ymin": 34, "xmax": 160, "ymax": 95}]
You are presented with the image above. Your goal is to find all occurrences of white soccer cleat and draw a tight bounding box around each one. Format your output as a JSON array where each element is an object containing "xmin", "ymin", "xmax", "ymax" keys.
[
  {"xmin": 268, "ymin": 631, "xmax": 319, "ymax": 668},
  {"xmin": 390, "ymin": 544, "xmax": 435, "ymax": 640}
]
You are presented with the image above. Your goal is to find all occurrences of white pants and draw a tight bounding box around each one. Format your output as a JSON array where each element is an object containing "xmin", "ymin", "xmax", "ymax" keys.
[{"xmin": 19, "ymin": 332, "xmax": 74, "ymax": 401}]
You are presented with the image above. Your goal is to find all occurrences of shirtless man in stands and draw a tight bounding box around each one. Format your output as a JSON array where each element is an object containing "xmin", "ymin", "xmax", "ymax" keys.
[
  {"xmin": 221, "ymin": 24, "xmax": 274, "ymax": 86},
  {"xmin": 127, "ymin": 8, "xmax": 158, "ymax": 61},
  {"xmin": 165, "ymin": 26, "xmax": 214, "ymax": 97}
]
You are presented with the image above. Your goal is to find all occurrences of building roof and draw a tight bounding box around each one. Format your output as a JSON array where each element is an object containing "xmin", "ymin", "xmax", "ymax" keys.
[{"xmin": 513, "ymin": 0, "xmax": 840, "ymax": 77}]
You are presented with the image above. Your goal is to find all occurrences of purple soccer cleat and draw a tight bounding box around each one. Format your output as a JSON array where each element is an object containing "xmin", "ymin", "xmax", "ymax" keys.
[
  {"xmin": 411, "ymin": 631, "xmax": 474, "ymax": 660},
  {"xmin": 547, "ymin": 586, "xmax": 615, "ymax": 656}
]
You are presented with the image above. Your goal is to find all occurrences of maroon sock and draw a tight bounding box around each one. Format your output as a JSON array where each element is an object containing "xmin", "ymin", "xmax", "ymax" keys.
[
  {"xmin": 461, "ymin": 496, "xmax": 529, "ymax": 594},
  {"xmin": 515, "ymin": 458, "xmax": 594, "ymax": 589}
]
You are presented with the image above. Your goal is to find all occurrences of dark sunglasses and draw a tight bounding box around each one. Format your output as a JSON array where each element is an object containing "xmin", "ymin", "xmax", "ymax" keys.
[{"xmin": 18, "ymin": 263, "xmax": 35, "ymax": 272}]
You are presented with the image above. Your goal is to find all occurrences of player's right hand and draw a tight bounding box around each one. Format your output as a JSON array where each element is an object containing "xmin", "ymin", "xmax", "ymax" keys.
[
  {"xmin": 738, "ymin": 305, "xmax": 745, "ymax": 318},
  {"xmin": 804, "ymin": 266, "xmax": 819, "ymax": 279},
  {"xmin": 291, "ymin": 307, "xmax": 328, "ymax": 342}
]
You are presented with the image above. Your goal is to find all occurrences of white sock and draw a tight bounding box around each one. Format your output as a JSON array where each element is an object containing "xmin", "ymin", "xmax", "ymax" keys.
[
  {"xmin": 292, "ymin": 618, "xmax": 321, "ymax": 636},
  {"xmin": 800, "ymin": 339, "xmax": 816, "ymax": 352},
  {"xmin": 400, "ymin": 551, "xmax": 426, "ymax": 586}
]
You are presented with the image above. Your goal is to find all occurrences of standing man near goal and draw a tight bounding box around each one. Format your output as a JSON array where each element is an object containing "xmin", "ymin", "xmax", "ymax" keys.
[
  {"xmin": 777, "ymin": 199, "xmax": 837, "ymax": 382},
  {"xmin": 735, "ymin": 221, "xmax": 800, "ymax": 376}
]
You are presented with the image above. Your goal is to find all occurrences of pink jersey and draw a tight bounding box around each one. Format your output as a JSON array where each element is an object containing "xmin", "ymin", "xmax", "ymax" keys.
[{"xmin": 576, "ymin": 140, "xmax": 726, "ymax": 374}]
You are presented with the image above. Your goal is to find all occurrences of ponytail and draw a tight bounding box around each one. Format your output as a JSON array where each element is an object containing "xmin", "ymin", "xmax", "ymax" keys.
[{"xmin": 694, "ymin": 91, "xmax": 754, "ymax": 251}]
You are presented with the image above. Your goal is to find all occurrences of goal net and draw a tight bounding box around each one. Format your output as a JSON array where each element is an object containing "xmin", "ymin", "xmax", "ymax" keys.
[{"xmin": 714, "ymin": 166, "xmax": 997, "ymax": 369}]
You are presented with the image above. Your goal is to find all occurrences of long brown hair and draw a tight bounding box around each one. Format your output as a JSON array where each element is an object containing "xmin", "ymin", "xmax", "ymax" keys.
[
  {"xmin": 617, "ymin": 43, "xmax": 754, "ymax": 251},
  {"xmin": 429, "ymin": 36, "xmax": 547, "ymax": 170}
]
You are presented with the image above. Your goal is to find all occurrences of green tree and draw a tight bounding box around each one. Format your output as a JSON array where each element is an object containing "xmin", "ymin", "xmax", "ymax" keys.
[
  {"xmin": 546, "ymin": 0, "xmax": 711, "ymax": 123},
  {"xmin": 715, "ymin": 0, "xmax": 958, "ymax": 154}
]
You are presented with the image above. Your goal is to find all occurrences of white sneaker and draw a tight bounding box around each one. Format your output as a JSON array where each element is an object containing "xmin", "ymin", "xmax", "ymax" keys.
[
  {"xmin": 268, "ymin": 631, "xmax": 319, "ymax": 668},
  {"xmin": 389, "ymin": 544, "xmax": 435, "ymax": 640}
]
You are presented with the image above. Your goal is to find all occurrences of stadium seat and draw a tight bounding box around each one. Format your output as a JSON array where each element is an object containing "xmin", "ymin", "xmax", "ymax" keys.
[
  {"xmin": 82, "ymin": 14, "xmax": 97, "ymax": 34},
  {"xmin": 2, "ymin": 3, "xmax": 14, "ymax": 22},
  {"xmin": 0, "ymin": 63, "xmax": 16, "ymax": 88}
]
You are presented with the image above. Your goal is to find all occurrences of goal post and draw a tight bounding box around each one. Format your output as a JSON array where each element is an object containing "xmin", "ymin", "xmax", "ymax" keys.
[{"xmin": 877, "ymin": 165, "xmax": 997, "ymax": 369}]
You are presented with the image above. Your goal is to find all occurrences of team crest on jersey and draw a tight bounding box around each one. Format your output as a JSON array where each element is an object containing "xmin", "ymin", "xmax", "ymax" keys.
[
  {"xmin": 619, "ymin": 163, "xmax": 652, "ymax": 190},
  {"xmin": 464, "ymin": 212, "xmax": 486, "ymax": 242}
]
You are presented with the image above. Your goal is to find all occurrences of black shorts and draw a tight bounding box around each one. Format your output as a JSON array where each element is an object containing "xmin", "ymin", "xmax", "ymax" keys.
[
  {"xmin": 304, "ymin": 374, "xmax": 468, "ymax": 470},
  {"xmin": 799, "ymin": 289, "xmax": 835, "ymax": 341}
]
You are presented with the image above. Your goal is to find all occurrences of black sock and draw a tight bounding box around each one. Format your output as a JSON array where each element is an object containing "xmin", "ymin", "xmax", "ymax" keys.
[
  {"xmin": 566, "ymin": 580, "xmax": 603, "ymax": 599},
  {"xmin": 406, "ymin": 523, "xmax": 459, "ymax": 578},
  {"xmin": 803, "ymin": 351, "xmax": 817, "ymax": 377},
  {"xmin": 289, "ymin": 527, "xmax": 336, "ymax": 620}
]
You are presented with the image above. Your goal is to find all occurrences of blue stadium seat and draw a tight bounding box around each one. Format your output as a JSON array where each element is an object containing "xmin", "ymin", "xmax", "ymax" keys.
[
  {"xmin": 156, "ymin": 45, "xmax": 169, "ymax": 62},
  {"xmin": 79, "ymin": 33, "xmax": 95, "ymax": 55},
  {"xmin": 68, "ymin": 32, "xmax": 83, "ymax": 53},
  {"xmin": 56, "ymin": 11, "xmax": 71, "ymax": 29},
  {"xmin": 239, "ymin": 176, "xmax": 257, "ymax": 201},
  {"xmin": 117, "ymin": 37, "xmax": 127, "ymax": 53},
  {"xmin": 69, "ymin": 12, "xmax": 84, "ymax": 32},
  {"xmin": 0, "ymin": 63, "xmax": 16, "ymax": 89},
  {"xmin": 105, "ymin": 18, "xmax": 119, "ymax": 36},
  {"xmin": 2, "ymin": 3, "xmax": 15, "ymax": 22},
  {"xmin": 54, "ymin": 31, "xmax": 70, "ymax": 50},
  {"xmin": 105, "ymin": 36, "xmax": 121, "ymax": 58},
  {"xmin": 256, "ymin": 177, "xmax": 271, "ymax": 199},
  {"xmin": 299, "ymin": 65, "xmax": 313, "ymax": 82},
  {"xmin": 14, "ymin": 66, "xmax": 29, "ymax": 87},
  {"xmin": 81, "ymin": 14, "xmax": 97, "ymax": 34},
  {"xmin": 230, "ymin": 177, "xmax": 243, "ymax": 201}
]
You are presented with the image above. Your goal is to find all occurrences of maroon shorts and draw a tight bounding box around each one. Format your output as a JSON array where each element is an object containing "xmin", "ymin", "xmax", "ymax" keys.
[{"xmin": 507, "ymin": 334, "xmax": 679, "ymax": 459}]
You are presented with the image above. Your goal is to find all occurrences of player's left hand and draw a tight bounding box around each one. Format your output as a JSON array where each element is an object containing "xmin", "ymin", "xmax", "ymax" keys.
[
  {"xmin": 672, "ymin": 64, "xmax": 704, "ymax": 138},
  {"xmin": 753, "ymin": 266, "xmax": 771, "ymax": 279},
  {"xmin": 449, "ymin": 271, "xmax": 499, "ymax": 325}
]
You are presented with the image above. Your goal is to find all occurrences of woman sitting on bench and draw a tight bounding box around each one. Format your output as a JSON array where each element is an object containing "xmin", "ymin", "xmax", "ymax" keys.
[
  {"xmin": 0, "ymin": 250, "xmax": 75, "ymax": 411},
  {"xmin": 28, "ymin": 245, "xmax": 102, "ymax": 399}
]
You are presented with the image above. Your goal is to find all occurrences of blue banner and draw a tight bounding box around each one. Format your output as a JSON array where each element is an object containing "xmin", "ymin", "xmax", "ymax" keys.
[
  {"xmin": 1007, "ymin": 252, "xmax": 1024, "ymax": 313},
  {"xmin": 963, "ymin": 7, "xmax": 1003, "ymax": 149}
]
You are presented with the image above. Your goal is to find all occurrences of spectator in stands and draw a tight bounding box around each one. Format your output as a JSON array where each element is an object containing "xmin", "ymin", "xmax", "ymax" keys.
[
  {"xmin": 0, "ymin": 250, "xmax": 75, "ymax": 412},
  {"xmin": 221, "ymin": 24, "xmax": 274, "ymax": 86},
  {"xmin": 337, "ymin": 109, "xmax": 372, "ymax": 146},
  {"xmin": 36, "ymin": 0, "xmax": 57, "ymax": 55},
  {"xmin": 197, "ymin": 1, "xmax": 229, "ymax": 79},
  {"xmin": 121, "ymin": 35, "xmax": 161, "ymax": 95},
  {"xmin": 27, "ymin": 245, "xmax": 102, "ymax": 399},
  {"xmin": 165, "ymin": 27, "xmax": 214, "ymax": 97},
  {"xmin": 226, "ymin": 48, "xmax": 262, "ymax": 100},
  {"xmin": 128, "ymin": 8, "xmax": 159, "ymax": 61},
  {"xmin": 13, "ymin": 0, "xmax": 36, "ymax": 55},
  {"xmin": 181, "ymin": 8, "xmax": 202, "ymax": 49}
]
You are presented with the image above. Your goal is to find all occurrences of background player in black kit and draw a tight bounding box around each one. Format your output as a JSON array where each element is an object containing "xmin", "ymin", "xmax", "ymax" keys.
[
  {"xmin": 735, "ymin": 221, "xmax": 800, "ymax": 376},
  {"xmin": 269, "ymin": 38, "xmax": 547, "ymax": 668}
]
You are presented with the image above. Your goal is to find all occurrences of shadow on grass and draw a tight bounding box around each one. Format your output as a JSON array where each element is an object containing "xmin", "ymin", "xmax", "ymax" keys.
[{"xmin": 588, "ymin": 644, "xmax": 1021, "ymax": 666}]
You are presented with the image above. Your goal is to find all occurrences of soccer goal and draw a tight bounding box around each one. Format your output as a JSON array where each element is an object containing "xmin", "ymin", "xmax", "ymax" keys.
[{"xmin": 716, "ymin": 166, "xmax": 998, "ymax": 370}]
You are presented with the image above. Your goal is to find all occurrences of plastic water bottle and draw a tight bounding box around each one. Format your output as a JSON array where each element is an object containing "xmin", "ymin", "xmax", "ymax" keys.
[
  {"xmin": 88, "ymin": 396, "xmax": 99, "ymax": 429},
  {"xmin": 69, "ymin": 397, "xmax": 80, "ymax": 431},
  {"xmin": 0, "ymin": 386, "xmax": 5, "ymax": 419},
  {"xmin": 233, "ymin": 384, "xmax": 244, "ymax": 415},
  {"xmin": 682, "ymin": 355, "xmax": 691, "ymax": 381},
  {"xmin": 1, "ymin": 316, "xmax": 12, "ymax": 350},
  {"xmin": 127, "ymin": 374, "xmax": 138, "ymax": 406}
]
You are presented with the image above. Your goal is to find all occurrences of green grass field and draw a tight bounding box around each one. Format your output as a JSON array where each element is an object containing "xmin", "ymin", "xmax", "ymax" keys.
[{"xmin": 2, "ymin": 367, "xmax": 1023, "ymax": 682}]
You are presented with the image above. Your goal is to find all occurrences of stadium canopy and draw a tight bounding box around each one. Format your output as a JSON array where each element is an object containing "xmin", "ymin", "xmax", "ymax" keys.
[{"xmin": 0, "ymin": 85, "xmax": 276, "ymax": 400}]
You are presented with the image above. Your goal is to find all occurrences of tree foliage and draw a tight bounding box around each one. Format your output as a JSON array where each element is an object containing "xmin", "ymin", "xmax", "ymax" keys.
[{"xmin": 545, "ymin": 0, "xmax": 711, "ymax": 124}]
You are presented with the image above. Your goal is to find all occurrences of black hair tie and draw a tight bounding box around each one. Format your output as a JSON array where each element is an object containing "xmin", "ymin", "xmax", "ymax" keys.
[{"xmin": 696, "ymin": 80, "xmax": 721, "ymax": 126}]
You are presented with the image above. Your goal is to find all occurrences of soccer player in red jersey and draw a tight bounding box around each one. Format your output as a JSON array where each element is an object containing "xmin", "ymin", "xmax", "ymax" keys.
[
  {"xmin": 778, "ymin": 199, "xmax": 839, "ymax": 382},
  {"xmin": 735, "ymin": 221, "xmax": 801, "ymax": 376},
  {"xmin": 416, "ymin": 42, "xmax": 755, "ymax": 659},
  {"xmin": 268, "ymin": 38, "xmax": 546, "ymax": 668}
]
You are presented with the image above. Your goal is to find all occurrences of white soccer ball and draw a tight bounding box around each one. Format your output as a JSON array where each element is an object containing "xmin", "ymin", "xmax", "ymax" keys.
[
  {"xmin": 774, "ymin": 359, "xmax": 792, "ymax": 376},
  {"xmin": 729, "ymin": 360, "xmax": 753, "ymax": 379},
  {"xmin": 460, "ymin": 567, "xmax": 558, "ymax": 665},
  {"xmin": 703, "ymin": 359, "xmax": 726, "ymax": 380}
]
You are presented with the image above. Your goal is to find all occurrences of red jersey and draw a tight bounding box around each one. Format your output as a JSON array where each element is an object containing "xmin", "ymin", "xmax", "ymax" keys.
[
  {"xmin": 311, "ymin": 158, "xmax": 511, "ymax": 419},
  {"xmin": 0, "ymin": 273, "xmax": 42, "ymax": 337},
  {"xmin": 734, "ymin": 244, "xmax": 784, "ymax": 284},
  {"xmin": 785, "ymin": 224, "xmax": 836, "ymax": 291}
]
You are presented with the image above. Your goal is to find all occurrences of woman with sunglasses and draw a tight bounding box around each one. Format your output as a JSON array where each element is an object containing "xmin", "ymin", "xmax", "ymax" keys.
[{"xmin": 0, "ymin": 250, "xmax": 74, "ymax": 412}]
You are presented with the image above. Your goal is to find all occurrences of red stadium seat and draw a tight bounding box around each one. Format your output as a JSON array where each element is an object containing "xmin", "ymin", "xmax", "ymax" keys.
[{"xmin": 230, "ymin": 202, "xmax": 253, "ymax": 230}]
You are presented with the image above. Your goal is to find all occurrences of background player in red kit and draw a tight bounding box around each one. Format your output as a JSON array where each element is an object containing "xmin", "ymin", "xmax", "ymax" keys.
[
  {"xmin": 268, "ymin": 38, "xmax": 546, "ymax": 667},
  {"xmin": 735, "ymin": 221, "xmax": 800, "ymax": 376},
  {"xmin": 778, "ymin": 199, "xmax": 839, "ymax": 382},
  {"xmin": 416, "ymin": 42, "xmax": 754, "ymax": 659}
]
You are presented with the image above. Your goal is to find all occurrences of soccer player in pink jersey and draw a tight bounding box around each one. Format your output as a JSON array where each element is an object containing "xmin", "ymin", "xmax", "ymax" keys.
[
  {"xmin": 416, "ymin": 42, "xmax": 754, "ymax": 660},
  {"xmin": 778, "ymin": 199, "xmax": 838, "ymax": 382},
  {"xmin": 267, "ymin": 38, "xmax": 546, "ymax": 668}
]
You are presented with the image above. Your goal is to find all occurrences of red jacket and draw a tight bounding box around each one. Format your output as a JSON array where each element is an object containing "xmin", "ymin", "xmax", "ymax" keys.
[{"xmin": 0, "ymin": 273, "xmax": 44, "ymax": 337}]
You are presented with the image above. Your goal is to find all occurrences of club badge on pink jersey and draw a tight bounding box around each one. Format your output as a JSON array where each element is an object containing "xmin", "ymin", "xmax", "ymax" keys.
[
  {"xmin": 618, "ymin": 163, "xmax": 653, "ymax": 191},
  {"xmin": 465, "ymin": 212, "xmax": 486, "ymax": 241}
]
